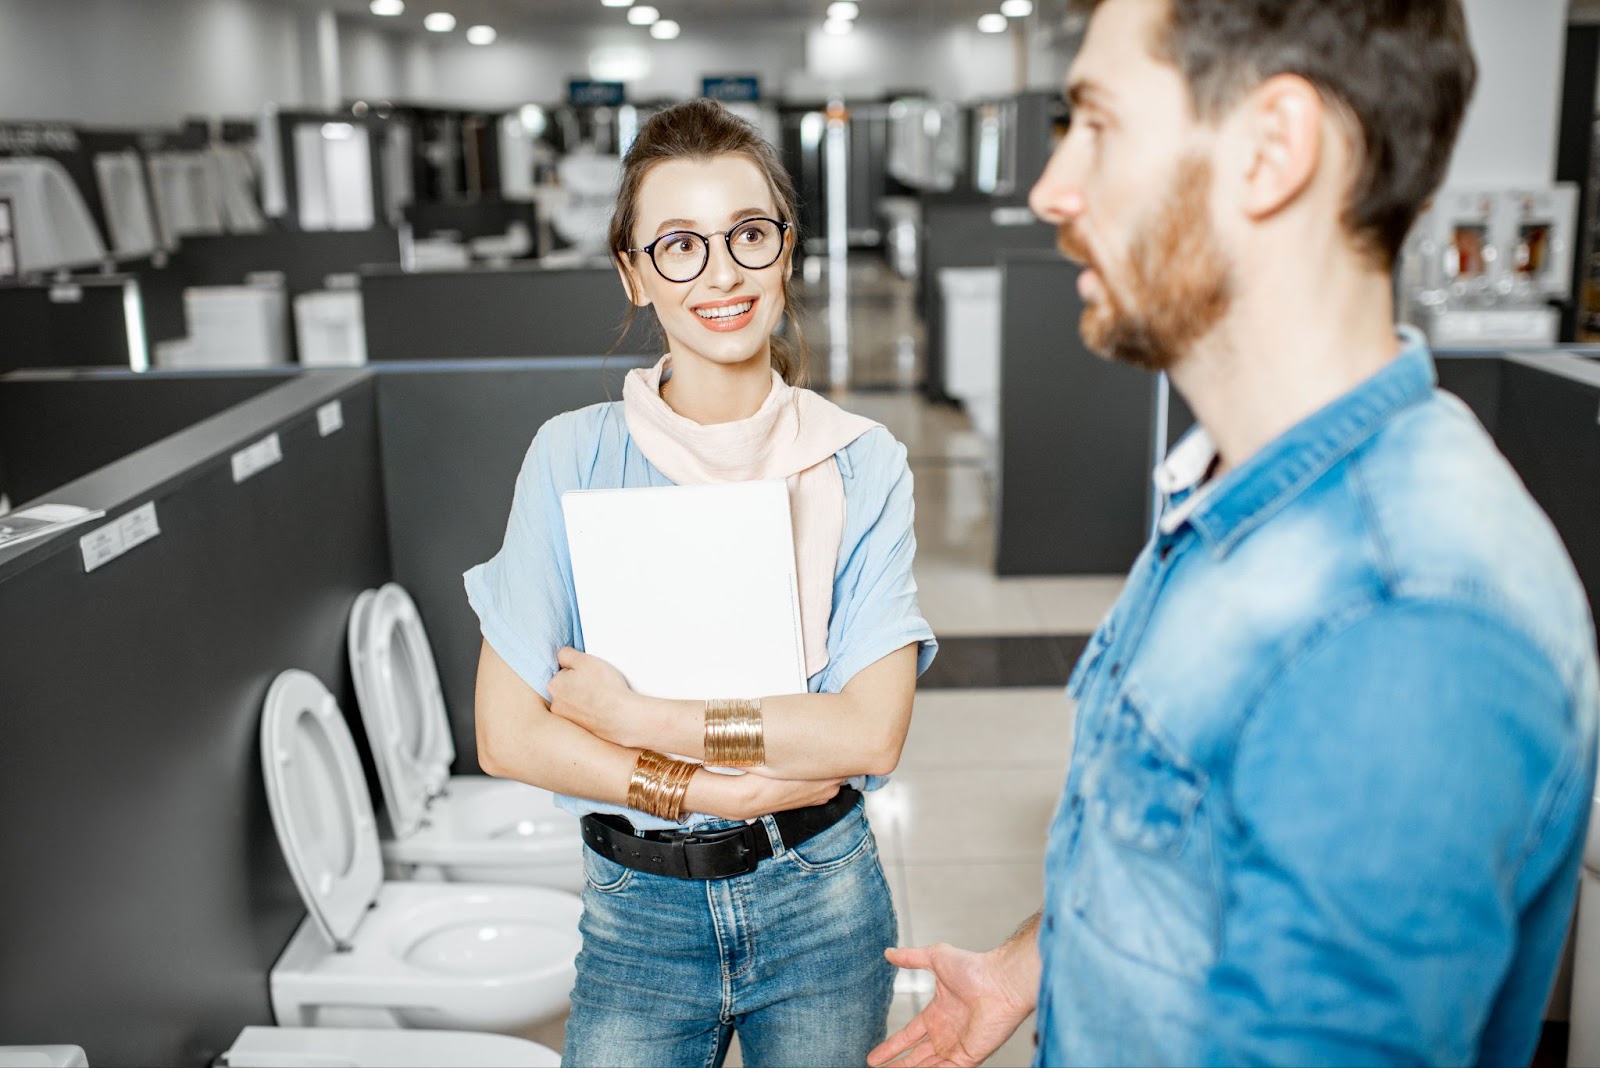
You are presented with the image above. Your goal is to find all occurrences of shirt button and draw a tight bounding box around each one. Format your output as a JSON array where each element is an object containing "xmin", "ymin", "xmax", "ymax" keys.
[{"xmin": 1109, "ymin": 662, "xmax": 1122, "ymax": 679}]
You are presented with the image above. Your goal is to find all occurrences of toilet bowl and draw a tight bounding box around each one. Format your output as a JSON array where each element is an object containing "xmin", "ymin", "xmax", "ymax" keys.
[
  {"xmin": 261, "ymin": 669, "xmax": 581, "ymax": 1032},
  {"xmin": 224, "ymin": 1027, "xmax": 559, "ymax": 1067},
  {"xmin": 348, "ymin": 585, "xmax": 582, "ymax": 891}
]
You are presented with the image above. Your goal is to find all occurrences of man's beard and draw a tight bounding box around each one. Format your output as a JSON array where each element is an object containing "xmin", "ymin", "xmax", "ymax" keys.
[{"xmin": 1057, "ymin": 154, "xmax": 1232, "ymax": 373}]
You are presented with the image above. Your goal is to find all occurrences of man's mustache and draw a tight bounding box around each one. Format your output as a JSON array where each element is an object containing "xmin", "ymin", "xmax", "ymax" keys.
[{"xmin": 1056, "ymin": 224, "xmax": 1093, "ymax": 270}]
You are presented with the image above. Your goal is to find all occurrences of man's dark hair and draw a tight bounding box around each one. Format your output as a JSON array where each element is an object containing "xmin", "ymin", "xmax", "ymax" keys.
[{"xmin": 1090, "ymin": 0, "xmax": 1477, "ymax": 268}]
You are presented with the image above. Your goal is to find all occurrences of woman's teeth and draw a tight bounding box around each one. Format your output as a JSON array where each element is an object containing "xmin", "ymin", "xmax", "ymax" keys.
[{"xmin": 696, "ymin": 300, "xmax": 753, "ymax": 320}]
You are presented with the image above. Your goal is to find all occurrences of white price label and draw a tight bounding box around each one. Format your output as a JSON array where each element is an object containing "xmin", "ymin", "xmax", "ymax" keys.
[
  {"xmin": 79, "ymin": 501, "xmax": 161, "ymax": 573},
  {"xmin": 317, "ymin": 400, "xmax": 344, "ymax": 437},
  {"xmin": 231, "ymin": 432, "xmax": 283, "ymax": 483}
]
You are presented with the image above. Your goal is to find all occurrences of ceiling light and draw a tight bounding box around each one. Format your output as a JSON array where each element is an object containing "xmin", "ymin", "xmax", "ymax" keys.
[
  {"xmin": 977, "ymin": 12, "xmax": 1008, "ymax": 32},
  {"xmin": 627, "ymin": 5, "xmax": 659, "ymax": 24},
  {"xmin": 601, "ymin": 0, "xmax": 634, "ymax": 5},
  {"xmin": 650, "ymin": 18, "xmax": 680, "ymax": 39},
  {"xmin": 423, "ymin": 11, "xmax": 456, "ymax": 31},
  {"xmin": 826, "ymin": 1, "xmax": 859, "ymax": 19},
  {"xmin": 466, "ymin": 24, "xmax": 496, "ymax": 44},
  {"xmin": 824, "ymin": 18, "xmax": 853, "ymax": 35},
  {"xmin": 369, "ymin": 0, "xmax": 404, "ymax": 15},
  {"xmin": 1000, "ymin": 0, "xmax": 1033, "ymax": 14}
]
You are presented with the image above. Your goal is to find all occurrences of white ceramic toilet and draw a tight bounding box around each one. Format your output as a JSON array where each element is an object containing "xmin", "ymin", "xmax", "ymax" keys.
[
  {"xmin": 347, "ymin": 584, "xmax": 582, "ymax": 891},
  {"xmin": 261, "ymin": 669, "xmax": 582, "ymax": 1032},
  {"xmin": 223, "ymin": 1027, "xmax": 559, "ymax": 1068}
]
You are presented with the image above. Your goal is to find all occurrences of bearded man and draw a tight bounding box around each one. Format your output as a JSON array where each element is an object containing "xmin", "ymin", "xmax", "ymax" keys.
[{"xmin": 872, "ymin": 1, "xmax": 1600, "ymax": 1065}]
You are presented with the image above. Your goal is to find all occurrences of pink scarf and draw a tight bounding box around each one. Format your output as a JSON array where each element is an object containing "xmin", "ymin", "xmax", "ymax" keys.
[{"xmin": 622, "ymin": 356, "xmax": 879, "ymax": 678}]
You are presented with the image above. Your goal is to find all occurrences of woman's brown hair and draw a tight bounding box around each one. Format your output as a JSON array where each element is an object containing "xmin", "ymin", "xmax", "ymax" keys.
[{"xmin": 608, "ymin": 98, "xmax": 808, "ymax": 386}]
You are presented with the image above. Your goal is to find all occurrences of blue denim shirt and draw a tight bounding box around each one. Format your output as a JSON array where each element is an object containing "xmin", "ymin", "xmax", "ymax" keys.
[{"xmin": 1037, "ymin": 333, "xmax": 1600, "ymax": 1067}]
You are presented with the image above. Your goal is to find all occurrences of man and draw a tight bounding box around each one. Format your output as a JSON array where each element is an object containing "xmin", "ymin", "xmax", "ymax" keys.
[{"xmin": 870, "ymin": 1, "xmax": 1600, "ymax": 1065}]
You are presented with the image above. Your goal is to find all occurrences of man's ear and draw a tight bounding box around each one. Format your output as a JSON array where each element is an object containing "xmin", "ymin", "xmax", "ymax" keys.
[
  {"xmin": 1236, "ymin": 73, "xmax": 1325, "ymax": 221},
  {"xmin": 615, "ymin": 252, "xmax": 652, "ymax": 308}
]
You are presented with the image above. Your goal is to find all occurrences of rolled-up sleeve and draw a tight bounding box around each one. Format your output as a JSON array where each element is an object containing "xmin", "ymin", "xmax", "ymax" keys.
[
  {"xmin": 1203, "ymin": 602, "xmax": 1583, "ymax": 1067},
  {"xmin": 817, "ymin": 429, "xmax": 937, "ymax": 694},
  {"xmin": 463, "ymin": 422, "xmax": 580, "ymax": 701}
]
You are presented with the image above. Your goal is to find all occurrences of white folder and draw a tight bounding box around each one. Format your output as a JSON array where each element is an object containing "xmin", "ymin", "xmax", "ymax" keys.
[{"xmin": 561, "ymin": 479, "xmax": 809, "ymax": 700}]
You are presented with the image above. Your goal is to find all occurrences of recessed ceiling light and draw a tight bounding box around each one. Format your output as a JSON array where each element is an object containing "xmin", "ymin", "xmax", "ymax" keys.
[
  {"xmin": 369, "ymin": 0, "xmax": 404, "ymax": 15},
  {"xmin": 650, "ymin": 18, "xmax": 680, "ymax": 39},
  {"xmin": 1000, "ymin": 0, "xmax": 1033, "ymax": 14},
  {"xmin": 977, "ymin": 12, "xmax": 1008, "ymax": 32},
  {"xmin": 423, "ymin": 11, "xmax": 456, "ymax": 31},
  {"xmin": 601, "ymin": 0, "xmax": 634, "ymax": 5},
  {"xmin": 627, "ymin": 5, "xmax": 660, "ymax": 24},
  {"xmin": 466, "ymin": 24, "xmax": 496, "ymax": 44},
  {"xmin": 824, "ymin": 17, "xmax": 853, "ymax": 35},
  {"xmin": 826, "ymin": 1, "xmax": 858, "ymax": 19}
]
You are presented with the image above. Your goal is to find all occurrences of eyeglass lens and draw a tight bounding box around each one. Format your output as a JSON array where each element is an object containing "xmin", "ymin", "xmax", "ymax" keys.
[{"xmin": 652, "ymin": 219, "xmax": 784, "ymax": 282}]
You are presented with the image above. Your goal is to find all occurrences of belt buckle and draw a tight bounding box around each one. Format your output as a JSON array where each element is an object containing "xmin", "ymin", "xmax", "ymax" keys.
[{"xmin": 680, "ymin": 824, "xmax": 758, "ymax": 880}]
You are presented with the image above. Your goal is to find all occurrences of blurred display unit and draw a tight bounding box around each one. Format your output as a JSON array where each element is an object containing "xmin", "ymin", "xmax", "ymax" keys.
[
  {"xmin": 294, "ymin": 279, "xmax": 367, "ymax": 367},
  {"xmin": 0, "ymin": 196, "xmax": 15, "ymax": 280},
  {"xmin": 1576, "ymin": 116, "xmax": 1600, "ymax": 342},
  {"xmin": 1400, "ymin": 185, "xmax": 1577, "ymax": 348},
  {"xmin": 260, "ymin": 108, "xmax": 393, "ymax": 232},
  {"xmin": 211, "ymin": 143, "xmax": 266, "ymax": 233},
  {"xmin": 146, "ymin": 150, "xmax": 225, "ymax": 241},
  {"xmin": 92, "ymin": 150, "xmax": 162, "ymax": 258},
  {"xmin": 0, "ymin": 157, "xmax": 107, "ymax": 275},
  {"xmin": 159, "ymin": 278, "xmax": 289, "ymax": 369},
  {"xmin": 887, "ymin": 98, "xmax": 965, "ymax": 193}
]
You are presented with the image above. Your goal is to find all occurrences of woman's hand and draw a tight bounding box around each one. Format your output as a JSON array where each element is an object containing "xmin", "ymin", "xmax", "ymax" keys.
[
  {"xmin": 547, "ymin": 647, "xmax": 648, "ymax": 747},
  {"xmin": 686, "ymin": 768, "xmax": 848, "ymax": 822}
]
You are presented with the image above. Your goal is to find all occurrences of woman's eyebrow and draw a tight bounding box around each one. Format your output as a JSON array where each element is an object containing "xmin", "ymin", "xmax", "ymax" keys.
[{"xmin": 651, "ymin": 208, "xmax": 774, "ymax": 236}]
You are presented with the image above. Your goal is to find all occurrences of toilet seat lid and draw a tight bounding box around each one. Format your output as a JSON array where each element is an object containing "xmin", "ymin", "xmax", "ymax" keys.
[
  {"xmin": 349, "ymin": 583, "xmax": 454, "ymax": 838},
  {"xmin": 261, "ymin": 669, "xmax": 382, "ymax": 947},
  {"xmin": 226, "ymin": 1027, "xmax": 560, "ymax": 1068}
]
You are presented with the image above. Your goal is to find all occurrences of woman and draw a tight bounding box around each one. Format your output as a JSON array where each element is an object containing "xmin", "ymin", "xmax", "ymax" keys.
[{"xmin": 465, "ymin": 98, "xmax": 936, "ymax": 1068}]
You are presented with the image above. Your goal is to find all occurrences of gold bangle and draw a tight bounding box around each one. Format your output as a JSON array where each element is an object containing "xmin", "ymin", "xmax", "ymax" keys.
[
  {"xmin": 704, "ymin": 697, "xmax": 766, "ymax": 767},
  {"xmin": 626, "ymin": 750, "xmax": 698, "ymax": 822}
]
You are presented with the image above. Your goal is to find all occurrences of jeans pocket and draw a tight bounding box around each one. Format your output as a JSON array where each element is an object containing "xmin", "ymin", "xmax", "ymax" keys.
[
  {"xmin": 582, "ymin": 844, "xmax": 635, "ymax": 894},
  {"xmin": 1068, "ymin": 692, "xmax": 1218, "ymax": 978},
  {"xmin": 785, "ymin": 803, "xmax": 874, "ymax": 874}
]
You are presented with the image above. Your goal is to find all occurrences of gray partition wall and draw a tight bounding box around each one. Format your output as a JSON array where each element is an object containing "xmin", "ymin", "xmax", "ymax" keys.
[
  {"xmin": 361, "ymin": 264, "xmax": 660, "ymax": 361},
  {"xmin": 996, "ymin": 252, "xmax": 1157, "ymax": 574},
  {"xmin": 0, "ymin": 371, "xmax": 390, "ymax": 1067},
  {"xmin": 0, "ymin": 276, "xmax": 145, "ymax": 375},
  {"xmin": 376, "ymin": 356, "xmax": 651, "ymax": 768},
  {"xmin": 0, "ymin": 367, "xmax": 294, "ymax": 507}
]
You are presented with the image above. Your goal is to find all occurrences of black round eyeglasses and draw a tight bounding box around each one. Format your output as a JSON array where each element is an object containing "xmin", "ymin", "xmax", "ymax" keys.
[{"xmin": 624, "ymin": 216, "xmax": 792, "ymax": 283}]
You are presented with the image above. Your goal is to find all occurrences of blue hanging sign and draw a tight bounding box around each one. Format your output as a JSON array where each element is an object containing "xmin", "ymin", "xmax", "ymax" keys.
[
  {"xmin": 702, "ymin": 76, "xmax": 761, "ymax": 104},
  {"xmin": 568, "ymin": 80, "xmax": 627, "ymax": 107}
]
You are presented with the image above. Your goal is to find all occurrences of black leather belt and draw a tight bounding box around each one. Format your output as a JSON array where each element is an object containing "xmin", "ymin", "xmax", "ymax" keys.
[{"xmin": 580, "ymin": 786, "xmax": 861, "ymax": 881}]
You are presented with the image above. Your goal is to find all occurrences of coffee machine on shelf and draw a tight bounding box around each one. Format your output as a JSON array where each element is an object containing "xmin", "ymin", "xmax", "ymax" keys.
[{"xmin": 1400, "ymin": 184, "xmax": 1578, "ymax": 348}]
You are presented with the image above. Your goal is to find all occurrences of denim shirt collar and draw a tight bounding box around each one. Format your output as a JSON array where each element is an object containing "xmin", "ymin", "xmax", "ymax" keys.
[{"xmin": 1156, "ymin": 326, "xmax": 1436, "ymax": 558}]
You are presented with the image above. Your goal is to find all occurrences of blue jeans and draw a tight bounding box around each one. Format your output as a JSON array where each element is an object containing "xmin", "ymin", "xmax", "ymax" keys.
[{"xmin": 562, "ymin": 799, "xmax": 897, "ymax": 1067}]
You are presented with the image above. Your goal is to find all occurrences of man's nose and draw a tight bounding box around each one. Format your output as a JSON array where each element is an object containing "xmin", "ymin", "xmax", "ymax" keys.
[{"xmin": 1029, "ymin": 138, "xmax": 1085, "ymax": 225}]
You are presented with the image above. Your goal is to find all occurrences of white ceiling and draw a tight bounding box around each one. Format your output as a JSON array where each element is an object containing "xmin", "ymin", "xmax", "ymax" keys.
[{"xmin": 269, "ymin": 0, "xmax": 1068, "ymax": 34}]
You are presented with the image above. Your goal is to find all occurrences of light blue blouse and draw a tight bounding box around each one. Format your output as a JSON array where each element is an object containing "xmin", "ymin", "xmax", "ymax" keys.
[{"xmin": 464, "ymin": 400, "xmax": 938, "ymax": 830}]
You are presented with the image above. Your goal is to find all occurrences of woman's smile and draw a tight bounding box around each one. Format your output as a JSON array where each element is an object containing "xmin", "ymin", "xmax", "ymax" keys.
[{"xmin": 692, "ymin": 296, "xmax": 759, "ymax": 332}]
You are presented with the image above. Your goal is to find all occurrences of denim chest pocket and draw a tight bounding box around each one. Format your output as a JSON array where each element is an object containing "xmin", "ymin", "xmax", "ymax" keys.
[
  {"xmin": 1067, "ymin": 619, "xmax": 1115, "ymax": 701},
  {"xmin": 1068, "ymin": 692, "xmax": 1219, "ymax": 979}
]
